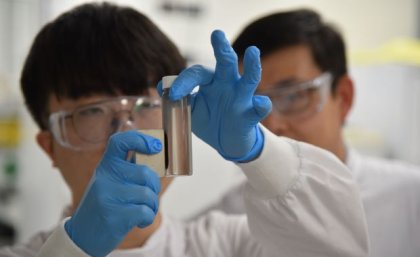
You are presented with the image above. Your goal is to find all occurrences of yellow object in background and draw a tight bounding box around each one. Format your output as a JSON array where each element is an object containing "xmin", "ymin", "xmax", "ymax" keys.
[
  {"xmin": 351, "ymin": 38, "xmax": 420, "ymax": 66},
  {"xmin": 0, "ymin": 117, "xmax": 20, "ymax": 148}
]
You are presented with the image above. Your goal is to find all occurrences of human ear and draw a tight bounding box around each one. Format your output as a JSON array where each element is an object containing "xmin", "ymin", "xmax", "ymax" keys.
[
  {"xmin": 334, "ymin": 74, "xmax": 354, "ymax": 124},
  {"xmin": 36, "ymin": 131, "xmax": 57, "ymax": 167}
]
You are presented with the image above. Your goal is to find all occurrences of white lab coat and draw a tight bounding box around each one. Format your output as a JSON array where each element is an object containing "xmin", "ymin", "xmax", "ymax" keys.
[
  {"xmin": 202, "ymin": 147, "xmax": 420, "ymax": 257},
  {"xmin": 348, "ymin": 150, "xmax": 420, "ymax": 257},
  {"xmin": 0, "ymin": 128, "xmax": 369, "ymax": 257}
]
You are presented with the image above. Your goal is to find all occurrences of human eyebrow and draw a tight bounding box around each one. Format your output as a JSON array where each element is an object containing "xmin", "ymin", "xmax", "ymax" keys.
[
  {"xmin": 78, "ymin": 106, "xmax": 105, "ymax": 115},
  {"xmin": 256, "ymin": 77, "xmax": 300, "ymax": 93},
  {"xmin": 272, "ymin": 77, "xmax": 301, "ymax": 87}
]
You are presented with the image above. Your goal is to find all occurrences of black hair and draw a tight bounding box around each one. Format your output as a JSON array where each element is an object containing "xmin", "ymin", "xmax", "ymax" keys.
[
  {"xmin": 21, "ymin": 2, "xmax": 186, "ymax": 130},
  {"xmin": 232, "ymin": 9, "xmax": 346, "ymax": 90}
]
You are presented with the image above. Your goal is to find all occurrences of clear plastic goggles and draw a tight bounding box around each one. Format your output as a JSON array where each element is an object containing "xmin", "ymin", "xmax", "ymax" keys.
[
  {"xmin": 258, "ymin": 72, "xmax": 332, "ymax": 120},
  {"xmin": 48, "ymin": 96, "xmax": 162, "ymax": 150}
]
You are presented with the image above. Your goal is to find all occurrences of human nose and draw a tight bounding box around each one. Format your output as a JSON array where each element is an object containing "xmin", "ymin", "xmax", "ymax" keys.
[
  {"xmin": 112, "ymin": 110, "xmax": 138, "ymax": 162},
  {"xmin": 113, "ymin": 110, "xmax": 136, "ymax": 132},
  {"xmin": 262, "ymin": 111, "xmax": 291, "ymax": 136}
]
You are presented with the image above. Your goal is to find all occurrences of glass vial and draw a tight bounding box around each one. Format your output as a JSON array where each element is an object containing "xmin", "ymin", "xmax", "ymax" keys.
[{"xmin": 162, "ymin": 75, "xmax": 192, "ymax": 176}]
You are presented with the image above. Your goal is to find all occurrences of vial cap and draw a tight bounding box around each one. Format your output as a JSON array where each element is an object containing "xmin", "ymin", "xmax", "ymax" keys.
[{"xmin": 162, "ymin": 75, "xmax": 178, "ymax": 89}]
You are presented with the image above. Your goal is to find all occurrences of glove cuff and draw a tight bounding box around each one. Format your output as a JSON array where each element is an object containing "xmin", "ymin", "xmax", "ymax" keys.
[
  {"xmin": 64, "ymin": 218, "xmax": 74, "ymax": 240},
  {"xmin": 222, "ymin": 125, "xmax": 264, "ymax": 163}
]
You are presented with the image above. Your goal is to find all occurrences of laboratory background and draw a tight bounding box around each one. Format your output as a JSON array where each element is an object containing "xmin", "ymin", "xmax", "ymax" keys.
[{"xmin": 0, "ymin": 0, "xmax": 419, "ymax": 245}]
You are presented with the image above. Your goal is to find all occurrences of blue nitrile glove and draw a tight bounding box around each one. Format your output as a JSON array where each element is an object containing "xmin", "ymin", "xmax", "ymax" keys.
[
  {"xmin": 64, "ymin": 131, "xmax": 162, "ymax": 257},
  {"xmin": 158, "ymin": 30, "xmax": 271, "ymax": 162}
]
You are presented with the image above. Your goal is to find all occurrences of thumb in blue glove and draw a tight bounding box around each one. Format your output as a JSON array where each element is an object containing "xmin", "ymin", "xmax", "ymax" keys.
[
  {"xmin": 64, "ymin": 131, "xmax": 162, "ymax": 257},
  {"xmin": 157, "ymin": 30, "xmax": 271, "ymax": 162}
]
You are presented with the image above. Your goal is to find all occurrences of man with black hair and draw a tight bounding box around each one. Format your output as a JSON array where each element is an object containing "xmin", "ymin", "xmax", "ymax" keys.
[
  {"xmin": 206, "ymin": 9, "xmax": 420, "ymax": 257},
  {"xmin": 0, "ymin": 3, "xmax": 369, "ymax": 257}
]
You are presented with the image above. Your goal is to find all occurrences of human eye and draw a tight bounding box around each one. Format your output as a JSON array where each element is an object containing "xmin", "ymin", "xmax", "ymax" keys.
[
  {"xmin": 133, "ymin": 100, "xmax": 160, "ymax": 113},
  {"xmin": 77, "ymin": 106, "xmax": 106, "ymax": 117},
  {"xmin": 134, "ymin": 102, "xmax": 151, "ymax": 111},
  {"xmin": 280, "ymin": 89, "xmax": 311, "ymax": 113},
  {"xmin": 287, "ymin": 90, "xmax": 305, "ymax": 100}
]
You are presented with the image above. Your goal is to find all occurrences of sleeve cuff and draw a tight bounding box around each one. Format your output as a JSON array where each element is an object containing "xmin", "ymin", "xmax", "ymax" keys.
[
  {"xmin": 237, "ymin": 125, "xmax": 300, "ymax": 199},
  {"xmin": 37, "ymin": 218, "xmax": 89, "ymax": 257}
]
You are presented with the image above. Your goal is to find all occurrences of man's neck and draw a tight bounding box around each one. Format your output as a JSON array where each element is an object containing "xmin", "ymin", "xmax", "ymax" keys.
[{"xmin": 334, "ymin": 137, "xmax": 347, "ymax": 163}]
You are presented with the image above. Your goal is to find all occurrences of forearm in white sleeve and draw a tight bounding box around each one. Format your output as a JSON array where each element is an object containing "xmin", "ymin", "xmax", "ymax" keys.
[
  {"xmin": 239, "ymin": 126, "xmax": 370, "ymax": 257},
  {"xmin": 36, "ymin": 218, "xmax": 89, "ymax": 257}
]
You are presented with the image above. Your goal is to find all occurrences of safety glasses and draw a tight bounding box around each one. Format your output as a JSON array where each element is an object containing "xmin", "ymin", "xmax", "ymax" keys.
[
  {"xmin": 258, "ymin": 72, "xmax": 332, "ymax": 120},
  {"xmin": 48, "ymin": 96, "xmax": 162, "ymax": 150}
]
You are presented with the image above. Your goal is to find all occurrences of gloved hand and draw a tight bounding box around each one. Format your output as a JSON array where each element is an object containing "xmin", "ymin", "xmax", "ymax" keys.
[
  {"xmin": 158, "ymin": 30, "xmax": 271, "ymax": 162},
  {"xmin": 64, "ymin": 131, "xmax": 162, "ymax": 257}
]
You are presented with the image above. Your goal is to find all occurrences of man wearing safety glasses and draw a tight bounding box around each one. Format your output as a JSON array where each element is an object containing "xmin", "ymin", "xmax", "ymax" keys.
[
  {"xmin": 206, "ymin": 9, "xmax": 420, "ymax": 257},
  {"xmin": 1, "ymin": 3, "xmax": 369, "ymax": 257},
  {"xmin": 48, "ymin": 97, "xmax": 162, "ymax": 150}
]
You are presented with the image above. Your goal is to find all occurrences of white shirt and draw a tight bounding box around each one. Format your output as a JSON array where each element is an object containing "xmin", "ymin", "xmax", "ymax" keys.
[
  {"xmin": 0, "ymin": 128, "xmax": 369, "ymax": 257},
  {"xmin": 201, "ymin": 147, "xmax": 420, "ymax": 257}
]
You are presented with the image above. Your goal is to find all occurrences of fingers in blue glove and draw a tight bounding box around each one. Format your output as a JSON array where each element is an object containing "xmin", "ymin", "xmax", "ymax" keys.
[
  {"xmin": 167, "ymin": 65, "xmax": 213, "ymax": 100},
  {"xmin": 156, "ymin": 80, "xmax": 164, "ymax": 96},
  {"xmin": 105, "ymin": 182, "xmax": 159, "ymax": 213},
  {"xmin": 154, "ymin": 30, "xmax": 269, "ymax": 164},
  {"xmin": 239, "ymin": 46, "xmax": 262, "ymax": 94},
  {"xmin": 100, "ymin": 131, "xmax": 162, "ymax": 194},
  {"xmin": 129, "ymin": 205, "xmax": 157, "ymax": 228},
  {"xmin": 251, "ymin": 95, "xmax": 272, "ymax": 121},
  {"xmin": 211, "ymin": 30, "xmax": 240, "ymax": 82},
  {"xmin": 98, "ymin": 161, "xmax": 161, "ymax": 194},
  {"xmin": 65, "ymin": 130, "xmax": 164, "ymax": 257},
  {"xmin": 157, "ymin": 30, "xmax": 241, "ymax": 101},
  {"xmin": 105, "ymin": 130, "xmax": 162, "ymax": 160}
]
